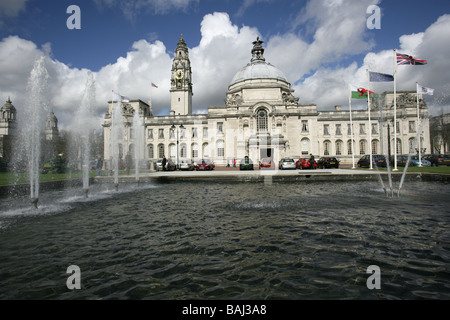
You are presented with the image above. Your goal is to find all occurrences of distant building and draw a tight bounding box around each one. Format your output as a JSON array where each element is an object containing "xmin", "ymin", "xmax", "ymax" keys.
[
  {"xmin": 0, "ymin": 98, "xmax": 17, "ymax": 163},
  {"xmin": 102, "ymin": 36, "xmax": 431, "ymax": 167},
  {"xmin": 430, "ymin": 113, "xmax": 450, "ymax": 154}
]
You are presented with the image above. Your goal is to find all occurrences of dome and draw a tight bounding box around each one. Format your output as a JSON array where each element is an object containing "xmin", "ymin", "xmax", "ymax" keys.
[
  {"xmin": 230, "ymin": 61, "xmax": 288, "ymax": 86},
  {"xmin": 229, "ymin": 37, "xmax": 289, "ymax": 86}
]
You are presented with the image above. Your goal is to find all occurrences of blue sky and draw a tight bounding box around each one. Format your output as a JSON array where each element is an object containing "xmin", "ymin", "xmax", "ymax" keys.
[{"xmin": 1, "ymin": 0, "xmax": 450, "ymax": 128}]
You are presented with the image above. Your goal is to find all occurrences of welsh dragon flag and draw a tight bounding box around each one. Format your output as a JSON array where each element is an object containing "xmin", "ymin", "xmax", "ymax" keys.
[{"xmin": 350, "ymin": 85, "xmax": 377, "ymax": 99}]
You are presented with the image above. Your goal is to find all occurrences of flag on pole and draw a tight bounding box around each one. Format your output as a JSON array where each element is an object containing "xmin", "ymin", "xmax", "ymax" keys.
[
  {"xmin": 369, "ymin": 71, "xmax": 394, "ymax": 82},
  {"xmin": 397, "ymin": 53, "xmax": 427, "ymax": 65},
  {"xmin": 416, "ymin": 83, "xmax": 434, "ymax": 95},
  {"xmin": 350, "ymin": 85, "xmax": 377, "ymax": 99},
  {"xmin": 112, "ymin": 91, "xmax": 130, "ymax": 102},
  {"xmin": 151, "ymin": 83, "xmax": 158, "ymax": 88}
]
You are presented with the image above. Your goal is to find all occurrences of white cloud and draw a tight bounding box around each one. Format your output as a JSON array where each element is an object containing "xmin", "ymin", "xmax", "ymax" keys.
[{"xmin": 2, "ymin": 3, "xmax": 450, "ymax": 135}]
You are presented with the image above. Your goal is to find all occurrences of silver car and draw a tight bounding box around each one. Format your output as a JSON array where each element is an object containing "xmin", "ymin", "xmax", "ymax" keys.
[
  {"xmin": 279, "ymin": 158, "xmax": 296, "ymax": 170},
  {"xmin": 179, "ymin": 160, "xmax": 194, "ymax": 171}
]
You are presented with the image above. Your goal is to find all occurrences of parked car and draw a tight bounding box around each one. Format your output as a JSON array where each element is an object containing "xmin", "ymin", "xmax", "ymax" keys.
[
  {"xmin": 390, "ymin": 155, "xmax": 409, "ymax": 167},
  {"xmin": 155, "ymin": 158, "xmax": 176, "ymax": 171},
  {"xmin": 317, "ymin": 157, "xmax": 340, "ymax": 169},
  {"xmin": 196, "ymin": 159, "xmax": 214, "ymax": 171},
  {"xmin": 298, "ymin": 157, "xmax": 317, "ymax": 170},
  {"xmin": 357, "ymin": 155, "xmax": 387, "ymax": 168},
  {"xmin": 410, "ymin": 156, "xmax": 431, "ymax": 167},
  {"xmin": 179, "ymin": 160, "xmax": 195, "ymax": 171},
  {"xmin": 423, "ymin": 154, "xmax": 450, "ymax": 166},
  {"xmin": 240, "ymin": 156, "xmax": 254, "ymax": 170},
  {"xmin": 259, "ymin": 158, "xmax": 275, "ymax": 169},
  {"xmin": 279, "ymin": 158, "xmax": 296, "ymax": 170}
]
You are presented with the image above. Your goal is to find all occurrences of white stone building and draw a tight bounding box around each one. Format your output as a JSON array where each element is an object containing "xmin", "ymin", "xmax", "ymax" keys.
[{"xmin": 102, "ymin": 36, "xmax": 431, "ymax": 167}]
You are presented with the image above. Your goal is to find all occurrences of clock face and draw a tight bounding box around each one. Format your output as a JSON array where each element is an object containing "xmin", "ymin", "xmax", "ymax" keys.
[{"xmin": 175, "ymin": 70, "xmax": 184, "ymax": 79}]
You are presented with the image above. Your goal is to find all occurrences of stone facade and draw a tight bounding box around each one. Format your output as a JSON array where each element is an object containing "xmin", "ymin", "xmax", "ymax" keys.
[{"xmin": 102, "ymin": 36, "xmax": 431, "ymax": 167}]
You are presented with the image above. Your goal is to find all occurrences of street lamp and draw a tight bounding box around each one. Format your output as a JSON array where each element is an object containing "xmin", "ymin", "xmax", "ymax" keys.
[{"xmin": 171, "ymin": 123, "xmax": 184, "ymax": 169}]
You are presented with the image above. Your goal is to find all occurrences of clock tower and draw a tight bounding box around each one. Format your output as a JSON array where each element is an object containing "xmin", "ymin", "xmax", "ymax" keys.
[{"xmin": 170, "ymin": 34, "xmax": 193, "ymax": 116}]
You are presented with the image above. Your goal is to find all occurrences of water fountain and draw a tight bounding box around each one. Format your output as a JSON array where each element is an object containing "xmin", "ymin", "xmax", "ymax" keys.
[
  {"xmin": 73, "ymin": 71, "xmax": 96, "ymax": 198},
  {"xmin": 14, "ymin": 56, "xmax": 49, "ymax": 209},
  {"xmin": 132, "ymin": 109, "xmax": 145, "ymax": 182},
  {"xmin": 110, "ymin": 93, "xmax": 125, "ymax": 191}
]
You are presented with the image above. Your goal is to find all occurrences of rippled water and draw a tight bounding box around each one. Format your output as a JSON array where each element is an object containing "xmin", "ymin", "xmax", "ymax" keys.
[{"xmin": 0, "ymin": 180, "xmax": 449, "ymax": 300}]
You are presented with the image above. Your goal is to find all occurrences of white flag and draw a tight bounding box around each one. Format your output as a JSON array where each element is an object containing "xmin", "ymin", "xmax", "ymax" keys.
[
  {"xmin": 112, "ymin": 91, "xmax": 130, "ymax": 102},
  {"xmin": 416, "ymin": 84, "xmax": 434, "ymax": 95}
]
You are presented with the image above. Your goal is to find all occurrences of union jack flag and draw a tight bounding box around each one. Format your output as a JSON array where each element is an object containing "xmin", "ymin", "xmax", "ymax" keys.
[{"xmin": 397, "ymin": 52, "xmax": 427, "ymax": 65}]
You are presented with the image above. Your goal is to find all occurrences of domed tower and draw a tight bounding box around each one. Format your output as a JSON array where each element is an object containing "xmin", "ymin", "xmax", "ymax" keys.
[
  {"xmin": 226, "ymin": 37, "xmax": 298, "ymax": 112},
  {"xmin": 170, "ymin": 34, "xmax": 193, "ymax": 116}
]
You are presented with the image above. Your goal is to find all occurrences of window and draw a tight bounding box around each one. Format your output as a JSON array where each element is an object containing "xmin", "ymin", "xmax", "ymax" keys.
[
  {"xmin": 348, "ymin": 124, "xmax": 353, "ymax": 135},
  {"xmin": 203, "ymin": 127, "xmax": 208, "ymax": 138},
  {"xmin": 169, "ymin": 128, "xmax": 175, "ymax": 139},
  {"xmin": 336, "ymin": 140, "xmax": 343, "ymax": 156},
  {"xmin": 148, "ymin": 144, "xmax": 154, "ymax": 158},
  {"xmin": 148, "ymin": 129, "xmax": 153, "ymax": 140},
  {"xmin": 180, "ymin": 144, "xmax": 186, "ymax": 158},
  {"xmin": 301, "ymin": 139, "xmax": 309, "ymax": 155},
  {"xmin": 217, "ymin": 122, "xmax": 224, "ymax": 134},
  {"xmin": 360, "ymin": 124, "xmax": 366, "ymax": 135},
  {"xmin": 396, "ymin": 139, "xmax": 402, "ymax": 154},
  {"xmin": 158, "ymin": 144, "xmax": 164, "ymax": 158},
  {"xmin": 169, "ymin": 144, "xmax": 176, "ymax": 158},
  {"xmin": 257, "ymin": 109, "xmax": 268, "ymax": 132},
  {"xmin": 396, "ymin": 122, "xmax": 401, "ymax": 133},
  {"xmin": 324, "ymin": 140, "xmax": 331, "ymax": 156},
  {"xmin": 192, "ymin": 143, "xmax": 198, "ymax": 158},
  {"xmin": 158, "ymin": 129, "xmax": 164, "ymax": 139},
  {"xmin": 203, "ymin": 143, "xmax": 209, "ymax": 158},
  {"xmin": 192, "ymin": 128, "xmax": 197, "ymax": 138},
  {"xmin": 372, "ymin": 140, "xmax": 378, "ymax": 154},
  {"xmin": 323, "ymin": 124, "xmax": 330, "ymax": 136},
  {"xmin": 302, "ymin": 120, "xmax": 309, "ymax": 133},
  {"xmin": 336, "ymin": 124, "xmax": 342, "ymax": 136},
  {"xmin": 180, "ymin": 127, "xmax": 186, "ymax": 139},
  {"xmin": 217, "ymin": 140, "xmax": 224, "ymax": 158},
  {"xmin": 409, "ymin": 138, "xmax": 415, "ymax": 153},
  {"xmin": 360, "ymin": 140, "xmax": 366, "ymax": 155},
  {"xmin": 372, "ymin": 124, "xmax": 378, "ymax": 135},
  {"xmin": 130, "ymin": 128, "xmax": 134, "ymax": 140},
  {"xmin": 347, "ymin": 140, "xmax": 354, "ymax": 155},
  {"xmin": 409, "ymin": 121, "xmax": 416, "ymax": 133}
]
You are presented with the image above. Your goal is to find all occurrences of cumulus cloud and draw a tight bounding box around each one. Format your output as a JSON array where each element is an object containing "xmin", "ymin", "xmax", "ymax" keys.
[
  {"xmin": 1, "ymin": 2, "xmax": 450, "ymax": 134},
  {"xmin": 294, "ymin": 13, "xmax": 450, "ymax": 114}
]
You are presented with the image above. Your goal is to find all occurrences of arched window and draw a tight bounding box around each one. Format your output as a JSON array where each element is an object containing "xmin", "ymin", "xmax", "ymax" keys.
[
  {"xmin": 256, "ymin": 109, "xmax": 268, "ymax": 133},
  {"xmin": 217, "ymin": 140, "xmax": 224, "ymax": 158},
  {"xmin": 360, "ymin": 140, "xmax": 367, "ymax": 155},
  {"xmin": 347, "ymin": 140, "xmax": 354, "ymax": 155},
  {"xmin": 324, "ymin": 140, "xmax": 331, "ymax": 156},
  {"xmin": 158, "ymin": 144, "xmax": 165, "ymax": 159},
  {"xmin": 336, "ymin": 140, "xmax": 343, "ymax": 156},
  {"xmin": 169, "ymin": 143, "xmax": 176, "ymax": 159},
  {"xmin": 372, "ymin": 140, "xmax": 379, "ymax": 155},
  {"xmin": 180, "ymin": 143, "xmax": 187, "ymax": 158},
  {"xmin": 191, "ymin": 143, "xmax": 198, "ymax": 159},
  {"xmin": 203, "ymin": 143, "xmax": 209, "ymax": 158},
  {"xmin": 301, "ymin": 138, "xmax": 309, "ymax": 155},
  {"xmin": 148, "ymin": 144, "xmax": 154, "ymax": 159}
]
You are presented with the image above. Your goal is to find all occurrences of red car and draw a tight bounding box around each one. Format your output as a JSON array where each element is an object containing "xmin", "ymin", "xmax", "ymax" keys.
[
  {"xmin": 195, "ymin": 159, "xmax": 214, "ymax": 171},
  {"xmin": 260, "ymin": 158, "xmax": 275, "ymax": 169},
  {"xmin": 299, "ymin": 157, "xmax": 317, "ymax": 170}
]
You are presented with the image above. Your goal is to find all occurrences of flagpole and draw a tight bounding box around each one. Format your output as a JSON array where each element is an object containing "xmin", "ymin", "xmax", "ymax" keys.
[
  {"xmin": 349, "ymin": 84, "xmax": 355, "ymax": 169},
  {"xmin": 416, "ymin": 82, "xmax": 422, "ymax": 167},
  {"xmin": 393, "ymin": 49, "xmax": 398, "ymax": 171},
  {"xmin": 367, "ymin": 70, "xmax": 373, "ymax": 170}
]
